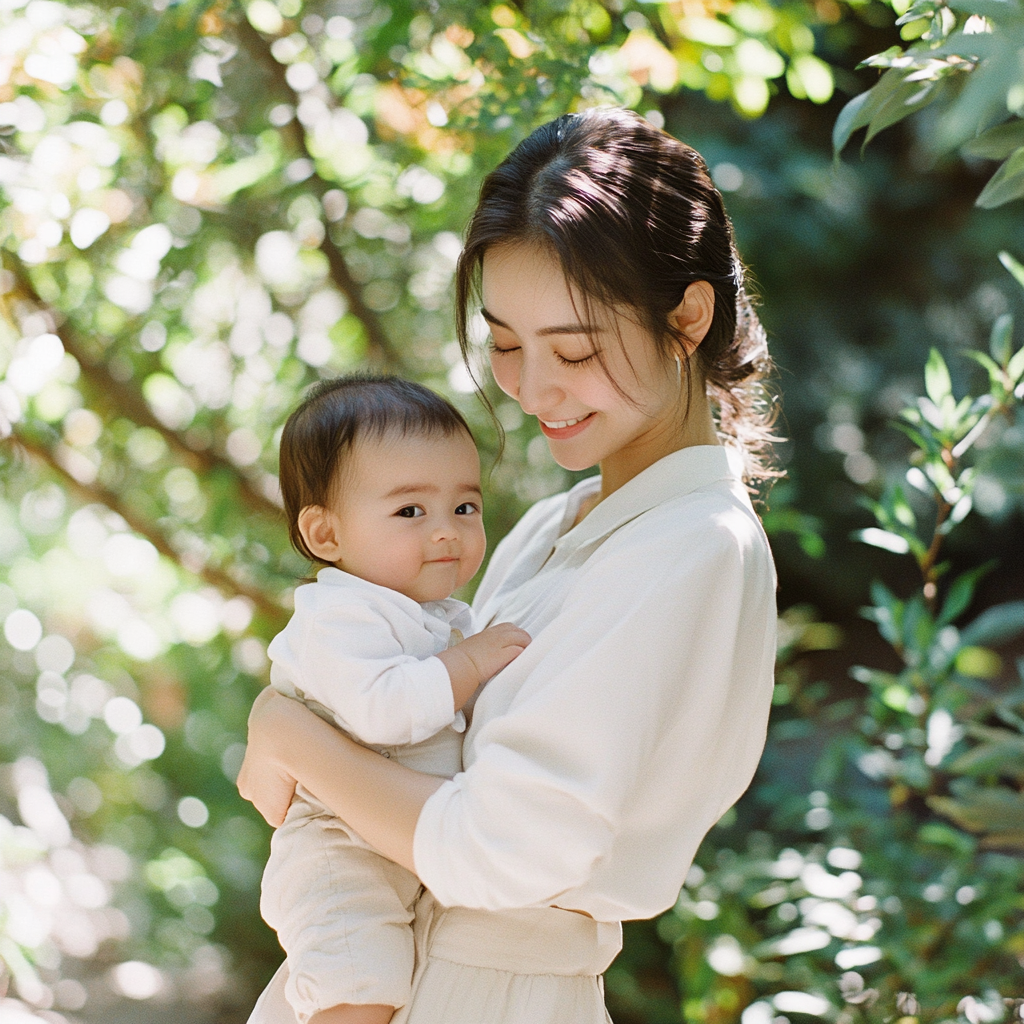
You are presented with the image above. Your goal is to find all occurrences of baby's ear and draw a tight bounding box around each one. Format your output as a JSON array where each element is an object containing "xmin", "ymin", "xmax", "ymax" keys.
[{"xmin": 297, "ymin": 505, "xmax": 343, "ymax": 562}]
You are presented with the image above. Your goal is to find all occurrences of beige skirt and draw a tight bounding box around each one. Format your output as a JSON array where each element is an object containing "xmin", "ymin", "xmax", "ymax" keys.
[{"xmin": 249, "ymin": 894, "xmax": 622, "ymax": 1024}]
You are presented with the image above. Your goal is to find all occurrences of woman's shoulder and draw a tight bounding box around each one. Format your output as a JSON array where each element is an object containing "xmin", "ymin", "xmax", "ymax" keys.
[{"xmin": 603, "ymin": 476, "xmax": 773, "ymax": 577}]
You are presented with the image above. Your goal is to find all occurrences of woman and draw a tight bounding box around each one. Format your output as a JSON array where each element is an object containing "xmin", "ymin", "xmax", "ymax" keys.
[{"xmin": 239, "ymin": 107, "xmax": 778, "ymax": 1024}]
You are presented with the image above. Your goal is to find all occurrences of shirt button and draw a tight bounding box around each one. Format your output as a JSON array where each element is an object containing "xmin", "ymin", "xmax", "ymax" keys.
[{"xmin": 381, "ymin": 750, "xmax": 391, "ymax": 758}]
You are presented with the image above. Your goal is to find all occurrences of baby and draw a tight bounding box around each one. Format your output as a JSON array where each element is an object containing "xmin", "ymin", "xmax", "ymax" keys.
[{"xmin": 256, "ymin": 375, "xmax": 530, "ymax": 1024}]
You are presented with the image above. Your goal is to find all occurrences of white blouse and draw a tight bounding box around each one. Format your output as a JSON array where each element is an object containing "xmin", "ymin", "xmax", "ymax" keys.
[{"xmin": 412, "ymin": 445, "xmax": 777, "ymax": 923}]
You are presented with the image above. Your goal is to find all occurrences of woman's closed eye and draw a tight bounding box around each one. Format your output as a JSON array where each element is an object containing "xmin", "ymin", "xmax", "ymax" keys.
[
  {"xmin": 488, "ymin": 339, "xmax": 519, "ymax": 356},
  {"xmin": 555, "ymin": 350, "xmax": 598, "ymax": 367},
  {"xmin": 396, "ymin": 505, "xmax": 426, "ymax": 518},
  {"xmin": 490, "ymin": 338, "xmax": 597, "ymax": 366}
]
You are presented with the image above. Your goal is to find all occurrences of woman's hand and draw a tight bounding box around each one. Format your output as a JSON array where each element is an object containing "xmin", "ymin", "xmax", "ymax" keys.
[
  {"xmin": 237, "ymin": 687, "xmax": 445, "ymax": 870},
  {"xmin": 237, "ymin": 687, "xmax": 300, "ymax": 827}
]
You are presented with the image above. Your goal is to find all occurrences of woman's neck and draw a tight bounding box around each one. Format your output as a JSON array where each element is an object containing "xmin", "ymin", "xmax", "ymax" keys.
[{"xmin": 598, "ymin": 387, "xmax": 719, "ymax": 503}]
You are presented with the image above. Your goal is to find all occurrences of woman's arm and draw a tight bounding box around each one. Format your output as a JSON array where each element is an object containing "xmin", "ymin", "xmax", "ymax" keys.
[{"xmin": 236, "ymin": 687, "xmax": 444, "ymax": 872}]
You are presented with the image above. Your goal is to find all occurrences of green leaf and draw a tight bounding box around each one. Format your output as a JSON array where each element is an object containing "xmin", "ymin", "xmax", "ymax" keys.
[
  {"xmin": 918, "ymin": 821, "xmax": 977, "ymax": 853},
  {"xmin": 1008, "ymin": 343, "xmax": 1024, "ymax": 383},
  {"xmin": 1000, "ymin": 249, "xmax": 1024, "ymax": 289},
  {"xmin": 988, "ymin": 312, "xmax": 1015, "ymax": 362},
  {"xmin": 760, "ymin": 507, "xmax": 826, "ymax": 558},
  {"xmin": 835, "ymin": 66, "xmax": 938, "ymax": 154},
  {"xmin": 871, "ymin": 580, "xmax": 900, "ymax": 612},
  {"xmin": 865, "ymin": 582, "xmax": 904, "ymax": 646},
  {"xmin": 935, "ymin": 43, "xmax": 1023, "ymax": 153},
  {"xmin": 946, "ymin": 0, "xmax": 1024, "ymax": 17},
  {"xmin": 955, "ymin": 644, "xmax": 1003, "ymax": 677},
  {"xmin": 914, "ymin": 32, "xmax": 1000, "ymax": 60},
  {"xmin": 833, "ymin": 89, "xmax": 872, "ymax": 154},
  {"xmin": 890, "ymin": 485, "xmax": 917, "ymax": 529},
  {"xmin": 859, "ymin": 45, "xmax": 912, "ymax": 69},
  {"xmin": 865, "ymin": 76, "xmax": 945, "ymax": 146},
  {"xmin": 928, "ymin": 785, "xmax": 1024, "ymax": 836},
  {"xmin": 903, "ymin": 595, "xmax": 934, "ymax": 660},
  {"xmin": 950, "ymin": 397, "xmax": 995, "ymax": 457},
  {"xmin": 960, "ymin": 601, "xmax": 1024, "ymax": 647},
  {"xmin": 895, "ymin": 3, "xmax": 939, "ymax": 25},
  {"xmin": 855, "ymin": 527, "xmax": 912, "ymax": 554},
  {"xmin": 850, "ymin": 665, "xmax": 901, "ymax": 688},
  {"xmin": 964, "ymin": 349, "xmax": 1002, "ymax": 386},
  {"xmin": 937, "ymin": 562, "xmax": 995, "ymax": 626},
  {"xmin": 947, "ymin": 725, "xmax": 1024, "ymax": 782},
  {"xmin": 976, "ymin": 147, "xmax": 1024, "ymax": 208},
  {"xmin": 963, "ymin": 117, "xmax": 1024, "ymax": 160},
  {"xmin": 894, "ymin": 0, "xmax": 941, "ymax": 24},
  {"xmin": 924, "ymin": 347, "xmax": 953, "ymax": 405}
]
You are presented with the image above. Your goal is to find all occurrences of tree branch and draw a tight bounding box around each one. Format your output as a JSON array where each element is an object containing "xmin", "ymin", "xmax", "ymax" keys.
[
  {"xmin": 233, "ymin": 16, "xmax": 405, "ymax": 370},
  {"xmin": 4, "ymin": 255, "xmax": 285, "ymax": 521},
  {"xmin": 9, "ymin": 428, "xmax": 288, "ymax": 626}
]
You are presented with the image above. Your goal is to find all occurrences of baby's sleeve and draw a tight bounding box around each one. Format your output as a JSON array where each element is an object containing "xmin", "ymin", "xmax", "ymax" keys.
[{"xmin": 269, "ymin": 591, "xmax": 456, "ymax": 747}]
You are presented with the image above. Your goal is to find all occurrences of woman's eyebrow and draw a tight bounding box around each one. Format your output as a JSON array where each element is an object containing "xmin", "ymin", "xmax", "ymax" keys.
[{"xmin": 480, "ymin": 308, "xmax": 602, "ymax": 336}]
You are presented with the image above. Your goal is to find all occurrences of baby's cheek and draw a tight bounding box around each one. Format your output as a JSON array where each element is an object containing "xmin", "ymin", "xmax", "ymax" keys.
[{"xmin": 464, "ymin": 530, "xmax": 488, "ymax": 580}]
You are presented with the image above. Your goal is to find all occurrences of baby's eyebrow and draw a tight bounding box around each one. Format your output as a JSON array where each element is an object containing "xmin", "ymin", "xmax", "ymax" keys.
[
  {"xmin": 384, "ymin": 483, "xmax": 482, "ymax": 498},
  {"xmin": 385, "ymin": 483, "xmax": 437, "ymax": 498},
  {"xmin": 481, "ymin": 308, "xmax": 602, "ymax": 337}
]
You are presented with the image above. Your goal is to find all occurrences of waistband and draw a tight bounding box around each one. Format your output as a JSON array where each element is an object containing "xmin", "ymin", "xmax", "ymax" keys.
[{"xmin": 420, "ymin": 900, "xmax": 622, "ymax": 976}]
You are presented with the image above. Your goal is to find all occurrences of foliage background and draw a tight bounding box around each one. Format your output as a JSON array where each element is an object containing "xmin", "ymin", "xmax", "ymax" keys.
[{"xmin": 0, "ymin": 0, "xmax": 1022, "ymax": 1021}]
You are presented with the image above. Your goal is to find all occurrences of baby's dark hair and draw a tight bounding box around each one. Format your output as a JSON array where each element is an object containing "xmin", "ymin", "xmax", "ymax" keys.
[{"xmin": 279, "ymin": 375, "xmax": 474, "ymax": 564}]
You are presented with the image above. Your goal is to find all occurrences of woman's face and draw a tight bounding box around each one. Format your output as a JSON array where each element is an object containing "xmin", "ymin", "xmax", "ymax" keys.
[{"xmin": 481, "ymin": 243, "xmax": 686, "ymax": 479}]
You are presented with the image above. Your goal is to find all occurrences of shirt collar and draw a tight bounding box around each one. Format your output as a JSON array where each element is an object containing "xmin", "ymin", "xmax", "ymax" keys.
[
  {"xmin": 549, "ymin": 445, "xmax": 738, "ymax": 561},
  {"xmin": 316, "ymin": 566, "xmax": 459, "ymax": 618}
]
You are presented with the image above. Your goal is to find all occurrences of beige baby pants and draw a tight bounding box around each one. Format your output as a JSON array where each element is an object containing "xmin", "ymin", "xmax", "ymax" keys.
[
  {"xmin": 250, "ymin": 892, "xmax": 622, "ymax": 1024},
  {"xmin": 256, "ymin": 726, "xmax": 462, "ymax": 1023}
]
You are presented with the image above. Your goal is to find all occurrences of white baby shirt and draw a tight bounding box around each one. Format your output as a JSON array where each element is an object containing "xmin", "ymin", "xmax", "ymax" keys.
[{"xmin": 268, "ymin": 567, "xmax": 472, "ymax": 747}]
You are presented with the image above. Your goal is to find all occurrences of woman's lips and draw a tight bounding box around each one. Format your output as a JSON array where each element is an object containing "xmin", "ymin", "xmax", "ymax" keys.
[{"xmin": 538, "ymin": 412, "xmax": 595, "ymax": 440}]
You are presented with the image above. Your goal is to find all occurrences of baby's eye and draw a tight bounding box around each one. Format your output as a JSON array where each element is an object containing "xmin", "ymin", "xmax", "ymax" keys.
[
  {"xmin": 396, "ymin": 506, "xmax": 425, "ymax": 518},
  {"xmin": 455, "ymin": 502, "xmax": 480, "ymax": 515}
]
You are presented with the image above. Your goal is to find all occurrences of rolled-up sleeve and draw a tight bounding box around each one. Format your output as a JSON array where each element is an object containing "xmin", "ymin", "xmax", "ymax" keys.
[{"xmin": 413, "ymin": 499, "xmax": 776, "ymax": 919}]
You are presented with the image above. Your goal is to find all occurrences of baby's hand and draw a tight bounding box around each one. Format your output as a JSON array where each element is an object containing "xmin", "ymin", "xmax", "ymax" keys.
[
  {"xmin": 437, "ymin": 622, "xmax": 530, "ymax": 711},
  {"xmin": 459, "ymin": 622, "xmax": 531, "ymax": 680}
]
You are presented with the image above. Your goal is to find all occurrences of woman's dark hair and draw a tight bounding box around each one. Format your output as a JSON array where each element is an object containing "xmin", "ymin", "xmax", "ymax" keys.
[
  {"xmin": 279, "ymin": 375, "xmax": 473, "ymax": 564},
  {"xmin": 455, "ymin": 107, "xmax": 778, "ymax": 484}
]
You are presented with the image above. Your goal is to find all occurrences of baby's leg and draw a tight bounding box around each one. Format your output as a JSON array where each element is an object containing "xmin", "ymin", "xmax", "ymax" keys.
[
  {"xmin": 262, "ymin": 812, "xmax": 422, "ymax": 1021},
  {"xmin": 309, "ymin": 1004, "xmax": 394, "ymax": 1024}
]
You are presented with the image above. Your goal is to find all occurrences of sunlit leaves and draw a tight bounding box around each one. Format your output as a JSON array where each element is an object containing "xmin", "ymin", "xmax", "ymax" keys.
[
  {"xmin": 835, "ymin": 0, "xmax": 1024, "ymax": 207},
  {"xmin": 843, "ymin": 261, "xmax": 1024, "ymax": 893}
]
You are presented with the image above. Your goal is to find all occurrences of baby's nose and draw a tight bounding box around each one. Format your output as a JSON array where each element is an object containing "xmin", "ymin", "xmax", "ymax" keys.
[{"xmin": 432, "ymin": 520, "xmax": 458, "ymax": 542}]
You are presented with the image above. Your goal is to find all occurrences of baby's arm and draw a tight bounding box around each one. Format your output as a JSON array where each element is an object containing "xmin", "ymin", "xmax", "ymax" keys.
[{"xmin": 436, "ymin": 622, "xmax": 530, "ymax": 712}]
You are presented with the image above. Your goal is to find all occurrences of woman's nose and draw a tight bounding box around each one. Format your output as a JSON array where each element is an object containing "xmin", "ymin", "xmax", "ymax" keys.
[{"xmin": 515, "ymin": 353, "xmax": 561, "ymax": 415}]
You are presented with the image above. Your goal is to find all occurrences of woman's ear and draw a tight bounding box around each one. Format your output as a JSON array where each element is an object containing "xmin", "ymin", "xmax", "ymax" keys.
[
  {"xmin": 297, "ymin": 505, "xmax": 343, "ymax": 563},
  {"xmin": 668, "ymin": 281, "xmax": 716, "ymax": 356}
]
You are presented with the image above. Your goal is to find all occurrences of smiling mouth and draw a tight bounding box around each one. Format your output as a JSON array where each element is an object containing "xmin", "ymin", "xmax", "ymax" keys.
[
  {"xmin": 538, "ymin": 412, "xmax": 595, "ymax": 439},
  {"xmin": 540, "ymin": 415, "xmax": 590, "ymax": 429}
]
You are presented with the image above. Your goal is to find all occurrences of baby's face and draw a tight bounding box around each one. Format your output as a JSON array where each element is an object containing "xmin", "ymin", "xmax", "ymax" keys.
[{"xmin": 315, "ymin": 429, "xmax": 486, "ymax": 603}]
